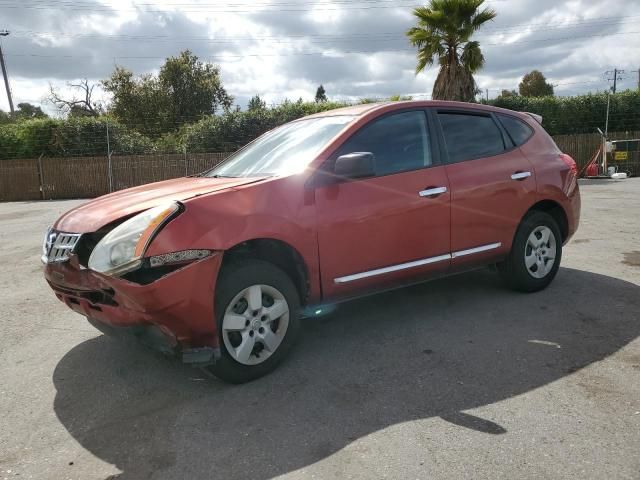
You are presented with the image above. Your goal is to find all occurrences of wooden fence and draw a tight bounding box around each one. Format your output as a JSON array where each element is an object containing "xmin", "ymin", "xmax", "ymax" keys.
[
  {"xmin": 1, "ymin": 131, "xmax": 639, "ymax": 202},
  {"xmin": 553, "ymin": 130, "xmax": 640, "ymax": 175},
  {"xmin": 0, "ymin": 152, "xmax": 231, "ymax": 202}
]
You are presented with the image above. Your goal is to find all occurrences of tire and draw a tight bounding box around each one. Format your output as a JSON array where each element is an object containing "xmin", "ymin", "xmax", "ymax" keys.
[
  {"xmin": 498, "ymin": 211, "xmax": 562, "ymax": 293},
  {"xmin": 206, "ymin": 259, "xmax": 301, "ymax": 383}
]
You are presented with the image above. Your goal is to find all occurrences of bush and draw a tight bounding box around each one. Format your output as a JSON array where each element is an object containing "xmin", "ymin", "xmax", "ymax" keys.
[
  {"xmin": 179, "ymin": 100, "xmax": 351, "ymax": 152},
  {"xmin": 0, "ymin": 117, "xmax": 153, "ymax": 159},
  {"xmin": 486, "ymin": 90, "xmax": 640, "ymax": 136}
]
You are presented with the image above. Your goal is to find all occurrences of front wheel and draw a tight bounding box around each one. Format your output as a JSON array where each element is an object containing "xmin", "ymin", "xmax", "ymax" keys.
[
  {"xmin": 207, "ymin": 260, "xmax": 300, "ymax": 383},
  {"xmin": 498, "ymin": 211, "xmax": 562, "ymax": 292}
]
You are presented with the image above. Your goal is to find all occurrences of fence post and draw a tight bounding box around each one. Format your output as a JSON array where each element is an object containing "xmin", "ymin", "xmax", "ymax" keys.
[
  {"xmin": 106, "ymin": 120, "xmax": 113, "ymax": 193},
  {"xmin": 184, "ymin": 146, "xmax": 188, "ymax": 176},
  {"xmin": 36, "ymin": 154, "xmax": 45, "ymax": 200}
]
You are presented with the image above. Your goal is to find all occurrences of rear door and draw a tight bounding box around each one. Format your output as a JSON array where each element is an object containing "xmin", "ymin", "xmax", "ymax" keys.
[{"xmin": 433, "ymin": 109, "xmax": 537, "ymax": 269}]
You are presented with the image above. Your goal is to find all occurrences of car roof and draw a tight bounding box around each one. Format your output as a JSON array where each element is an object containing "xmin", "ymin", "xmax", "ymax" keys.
[{"xmin": 304, "ymin": 100, "xmax": 530, "ymax": 120}]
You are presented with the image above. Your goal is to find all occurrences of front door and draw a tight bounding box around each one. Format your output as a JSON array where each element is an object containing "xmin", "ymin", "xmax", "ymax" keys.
[{"xmin": 315, "ymin": 110, "xmax": 451, "ymax": 299}]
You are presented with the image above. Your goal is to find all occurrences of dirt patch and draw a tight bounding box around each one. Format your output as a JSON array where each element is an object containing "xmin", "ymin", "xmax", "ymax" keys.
[
  {"xmin": 622, "ymin": 251, "xmax": 640, "ymax": 267},
  {"xmin": 572, "ymin": 239, "xmax": 590, "ymax": 244}
]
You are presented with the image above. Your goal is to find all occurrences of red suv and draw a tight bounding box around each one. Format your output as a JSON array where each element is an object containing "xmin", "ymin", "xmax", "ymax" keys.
[{"xmin": 43, "ymin": 101, "xmax": 580, "ymax": 383}]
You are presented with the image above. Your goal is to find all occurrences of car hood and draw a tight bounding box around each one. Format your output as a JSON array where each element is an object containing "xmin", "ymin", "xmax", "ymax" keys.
[{"xmin": 54, "ymin": 176, "xmax": 268, "ymax": 233}]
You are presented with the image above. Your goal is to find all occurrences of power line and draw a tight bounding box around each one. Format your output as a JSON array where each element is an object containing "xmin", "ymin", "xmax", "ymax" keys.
[
  {"xmin": 5, "ymin": 30, "xmax": 640, "ymax": 61},
  {"xmin": 11, "ymin": 15, "xmax": 639, "ymax": 42},
  {"xmin": 0, "ymin": 0, "xmax": 509, "ymax": 11}
]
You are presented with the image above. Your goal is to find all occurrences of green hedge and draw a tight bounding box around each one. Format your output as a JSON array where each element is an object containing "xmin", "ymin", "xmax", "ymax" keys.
[
  {"xmin": 0, "ymin": 116, "xmax": 153, "ymax": 160},
  {"xmin": 3, "ymin": 93, "xmax": 638, "ymax": 159},
  {"xmin": 178, "ymin": 100, "xmax": 350, "ymax": 152},
  {"xmin": 485, "ymin": 91, "xmax": 640, "ymax": 136}
]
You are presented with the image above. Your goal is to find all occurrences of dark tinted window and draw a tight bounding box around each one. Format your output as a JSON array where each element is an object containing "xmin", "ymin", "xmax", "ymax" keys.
[
  {"xmin": 438, "ymin": 112, "xmax": 505, "ymax": 163},
  {"xmin": 498, "ymin": 114, "xmax": 534, "ymax": 146},
  {"xmin": 337, "ymin": 111, "xmax": 431, "ymax": 176}
]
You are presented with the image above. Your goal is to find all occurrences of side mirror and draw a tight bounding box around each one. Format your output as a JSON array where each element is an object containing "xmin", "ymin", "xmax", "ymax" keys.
[{"xmin": 334, "ymin": 152, "xmax": 375, "ymax": 179}]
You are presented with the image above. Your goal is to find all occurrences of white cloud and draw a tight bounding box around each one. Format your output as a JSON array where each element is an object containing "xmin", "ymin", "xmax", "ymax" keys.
[{"xmin": 0, "ymin": 0, "xmax": 639, "ymax": 112}]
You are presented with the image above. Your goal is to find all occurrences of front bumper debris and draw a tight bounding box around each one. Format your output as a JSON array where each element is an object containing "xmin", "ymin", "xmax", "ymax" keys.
[{"xmin": 45, "ymin": 253, "xmax": 224, "ymax": 362}]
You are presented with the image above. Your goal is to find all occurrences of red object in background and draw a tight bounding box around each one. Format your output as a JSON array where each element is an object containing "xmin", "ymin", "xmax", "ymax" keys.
[
  {"xmin": 586, "ymin": 162, "xmax": 599, "ymax": 177},
  {"xmin": 43, "ymin": 100, "xmax": 582, "ymax": 372}
]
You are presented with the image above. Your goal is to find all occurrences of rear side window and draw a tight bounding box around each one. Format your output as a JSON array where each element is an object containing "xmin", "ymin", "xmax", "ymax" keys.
[
  {"xmin": 498, "ymin": 114, "xmax": 534, "ymax": 147},
  {"xmin": 437, "ymin": 112, "xmax": 505, "ymax": 163}
]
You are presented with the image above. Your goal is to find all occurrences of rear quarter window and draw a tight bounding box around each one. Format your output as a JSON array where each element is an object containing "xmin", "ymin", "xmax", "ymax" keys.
[{"xmin": 497, "ymin": 114, "xmax": 534, "ymax": 147}]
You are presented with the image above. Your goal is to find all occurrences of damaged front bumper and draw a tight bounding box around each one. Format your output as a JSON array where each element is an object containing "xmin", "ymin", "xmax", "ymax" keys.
[{"xmin": 44, "ymin": 253, "xmax": 224, "ymax": 364}]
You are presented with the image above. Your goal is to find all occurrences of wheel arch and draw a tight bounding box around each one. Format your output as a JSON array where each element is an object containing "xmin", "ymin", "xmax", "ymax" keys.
[
  {"xmin": 220, "ymin": 238, "xmax": 311, "ymax": 306},
  {"xmin": 525, "ymin": 200, "xmax": 569, "ymax": 243}
]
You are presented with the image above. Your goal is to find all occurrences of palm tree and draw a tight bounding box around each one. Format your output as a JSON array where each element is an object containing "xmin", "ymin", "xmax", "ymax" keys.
[{"xmin": 407, "ymin": 0, "xmax": 496, "ymax": 102}]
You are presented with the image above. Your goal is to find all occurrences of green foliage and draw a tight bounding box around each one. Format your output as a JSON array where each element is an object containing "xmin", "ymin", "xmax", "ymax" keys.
[
  {"xmin": 497, "ymin": 89, "xmax": 518, "ymax": 98},
  {"xmin": 315, "ymin": 85, "xmax": 328, "ymax": 103},
  {"xmin": 5, "ymin": 92, "xmax": 636, "ymax": 160},
  {"xmin": 102, "ymin": 50, "xmax": 233, "ymax": 137},
  {"xmin": 389, "ymin": 95, "xmax": 414, "ymax": 101},
  {"xmin": 180, "ymin": 99, "xmax": 349, "ymax": 152},
  {"xmin": 519, "ymin": 70, "xmax": 554, "ymax": 97},
  {"xmin": 0, "ymin": 116, "xmax": 152, "ymax": 160},
  {"xmin": 0, "ymin": 103, "xmax": 49, "ymax": 125},
  {"xmin": 247, "ymin": 95, "xmax": 267, "ymax": 111},
  {"xmin": 406, "ymin": 0, "xmax": 496, "ymax": 101},
  {"xmin": 487, "ymin": 90, "xmax": 640, "ymax": 135}
]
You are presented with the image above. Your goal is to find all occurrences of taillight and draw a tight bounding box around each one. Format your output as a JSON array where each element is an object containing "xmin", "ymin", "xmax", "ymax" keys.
[{"xmin": 560, "ymin": 154, "xmax": 577, "ymax": 175}]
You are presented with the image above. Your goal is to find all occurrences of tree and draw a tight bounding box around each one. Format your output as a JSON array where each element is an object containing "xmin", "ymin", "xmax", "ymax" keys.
[
  {"xmin": 102, "ymin": 50, "xmax": 233, "ymax": 136},
  {"xmin": 315, "ymin": 85, "xmax": 327, "ymax": 103},
  {"xmin": 247, "ymin": 95, "xmax": 267, "ymax": 111},
  {"xmin": 519, "ymin": 70, "xmax": 554, "ymax": 97},
  {"xmin": 498, "ymin": 89, "xmax": 518, "ymax": 98},
  {"xmin": 0, "ymin": 103, "xmax": 48, "ymax": 123},
  {"xmin": 48, "ymin": 79, "xmax": 103, "ymax": 117},
  {"xmin": 407, "ymin": 0, "xmax": 496, "ymax": 102},
  {"xmin": 159, "ymin": 50, "xmax": 233, "ymax": 122}
]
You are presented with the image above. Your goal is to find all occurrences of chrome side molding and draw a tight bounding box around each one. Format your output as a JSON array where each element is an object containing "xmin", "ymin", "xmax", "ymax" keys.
[
  {"xmin": 451, "ymin": 242, "xmax": 502, "ymax": 258},
  {"xmin": 334, "ymin": 242, "xmax": 502, "ymax": 284},
  {"xmin": 334, "ymin": 254, "xmax": 451, "ymax": 284}
]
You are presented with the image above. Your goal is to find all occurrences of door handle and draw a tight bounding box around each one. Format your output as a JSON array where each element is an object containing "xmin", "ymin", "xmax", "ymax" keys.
[
  {"xmin": 511, "ymin": 171, "xmax": 532, "ymax": 181},
  {"xmin": 419, "ymin": 186, "xmax": 447, "ymax": 198}
]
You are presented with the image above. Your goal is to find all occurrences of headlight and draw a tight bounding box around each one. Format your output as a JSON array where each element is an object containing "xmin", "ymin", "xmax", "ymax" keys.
[{"xmin": 88, "ymin": 202, "xmax": 180, "ymax": 276}]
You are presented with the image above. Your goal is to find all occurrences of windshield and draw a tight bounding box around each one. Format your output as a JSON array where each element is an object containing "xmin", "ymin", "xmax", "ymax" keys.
[{"xmin": 205, "ymin": 115, "xmax": 355, "ymax": 177}]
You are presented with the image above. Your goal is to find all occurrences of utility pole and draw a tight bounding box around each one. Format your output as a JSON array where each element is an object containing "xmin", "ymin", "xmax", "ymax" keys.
[
  {"xmin": 605, "ymin": 68, "xmax": 625, "ymax": 94},
  {"xmin": 0, "ymin": 30, "xmax": 14, "ymax": 113}
]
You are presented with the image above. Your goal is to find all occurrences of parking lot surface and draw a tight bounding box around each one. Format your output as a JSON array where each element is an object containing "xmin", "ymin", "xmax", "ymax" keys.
[{"xmin": 1, "ymin": 179, "xmax": 639, "ymax": 480}]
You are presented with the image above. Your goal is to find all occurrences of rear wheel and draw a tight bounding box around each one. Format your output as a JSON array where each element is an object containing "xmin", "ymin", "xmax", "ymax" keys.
[
  {"xmin": 207, "ymin": 260, "xmax": 300, "ymax": 383},
  {"xmin": 498, "ymin": 211, "xmax": 562, "ymax": 292}
]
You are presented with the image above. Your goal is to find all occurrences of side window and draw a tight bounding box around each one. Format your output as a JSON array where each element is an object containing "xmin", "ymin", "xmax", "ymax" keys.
[
  {"xmin": 437, "ymin": 112, "xmax": 505, "ymax": 163},
  {"xmin": 497, "ymin": 114, "xmax": 534, "ymax": 146},
  {"xmin": 337, "ymin": 111, "xmax": 432, "ymax": 176}
]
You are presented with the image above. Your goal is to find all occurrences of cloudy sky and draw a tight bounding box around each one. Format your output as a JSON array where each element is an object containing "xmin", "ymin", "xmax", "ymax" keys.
[{"xmin": 1, "ymin": 0, "xmax": 639, "ymax": 114}]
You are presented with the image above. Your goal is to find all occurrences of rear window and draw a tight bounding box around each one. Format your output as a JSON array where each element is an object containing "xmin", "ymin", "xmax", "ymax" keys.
[
  {"xmin": 438, "ymin": 112, "xmax": 505, "ymax": 163},
  {"xmin": 498, "ymin": 114, "xmax": 534, "ymax": 147}
]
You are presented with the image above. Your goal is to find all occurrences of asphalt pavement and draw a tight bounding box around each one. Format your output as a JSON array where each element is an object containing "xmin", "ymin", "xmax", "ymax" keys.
[{"xmin": 1, "ymin": 179, "xmax": 639, "ymax": 480}]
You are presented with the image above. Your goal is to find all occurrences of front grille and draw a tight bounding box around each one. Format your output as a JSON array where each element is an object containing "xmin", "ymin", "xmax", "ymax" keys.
[{"xmin": 42, "ymin": 228, "xmax": 82, "ymax": 264}]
